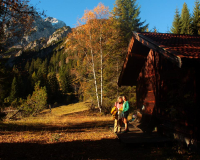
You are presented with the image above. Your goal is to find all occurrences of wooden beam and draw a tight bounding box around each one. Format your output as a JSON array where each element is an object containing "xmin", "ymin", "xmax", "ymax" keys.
[{"xmin": 133, "ymin": 31, "xmax": 182, "ymax": 68}]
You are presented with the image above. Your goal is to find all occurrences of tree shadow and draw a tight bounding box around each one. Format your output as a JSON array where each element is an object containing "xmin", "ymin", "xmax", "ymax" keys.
[
  {"xmin": 0, "ymin": 119, "xmax": 113, "ymax": 134},
  {"xmin": 0, "ymin": 117, "xmax": 198, "ymax": 159},
  {"xmin": 0, "ymin": 138, "xmax": 189, "ymax": 160}
]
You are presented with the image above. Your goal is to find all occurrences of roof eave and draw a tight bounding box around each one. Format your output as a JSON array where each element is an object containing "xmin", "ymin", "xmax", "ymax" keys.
[{"xmin": 133, "ymin": 31, "xmax": 182, "ymax": 68}]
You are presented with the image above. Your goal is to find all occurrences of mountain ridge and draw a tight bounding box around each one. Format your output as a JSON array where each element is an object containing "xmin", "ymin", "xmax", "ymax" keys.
[{"xmin": 1, "ymin": 16, "xmax": 71, "ymax": 60}]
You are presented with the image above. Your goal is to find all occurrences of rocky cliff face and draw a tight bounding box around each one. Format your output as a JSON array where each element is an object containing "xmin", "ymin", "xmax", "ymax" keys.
[
  {"xmin": 2, "ymin": 16, "xmax": 71, "ymax": 62},
  {"xmin": 47, "ymin": 26, "xmax": 71, "ymax": 45},
  {"xmin": 21, "ymin": 16, "xmax": 67, "ymax": 47},
  {"xmin": 24, "ymin": 26, "xmax": 71, "ymax": 51},
  {"xmin": 45, "ymin": 17, "xmax": 66, "ymax": 30},
  {"xmin": 21, "ymin": 17, "xmax": 54, "ymax": 46}
]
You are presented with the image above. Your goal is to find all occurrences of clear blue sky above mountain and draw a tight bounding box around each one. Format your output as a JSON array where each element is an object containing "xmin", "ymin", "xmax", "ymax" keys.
[{"xmin": 32, "ymin": 0, "xmax": 196, "ymax": 33}]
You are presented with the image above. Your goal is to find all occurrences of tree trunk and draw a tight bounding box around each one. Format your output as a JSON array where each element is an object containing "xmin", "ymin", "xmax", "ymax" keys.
[
  {"xmin": 100, "ymin": 31, "xmax": 103, "ymax": 108},
  {"xmin": 91, "ymin": 48, "xmax": 101, "ymax": 112},
  {"xmin": 117, "ymin": 61, "xmax": 119, "ymax": 96},
  {"xmin": 90, "ymin": 33, "xmax": 101, "ymax": 112}
]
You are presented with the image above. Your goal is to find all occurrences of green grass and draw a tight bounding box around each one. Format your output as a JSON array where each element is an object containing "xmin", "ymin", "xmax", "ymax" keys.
[
  {"xmin": 6, "ymin": 101, "xmax": 90, "ymax": 125},
  {"xmin": 46, "ymin": 101, "xmax": 89, "ymax": 116}
]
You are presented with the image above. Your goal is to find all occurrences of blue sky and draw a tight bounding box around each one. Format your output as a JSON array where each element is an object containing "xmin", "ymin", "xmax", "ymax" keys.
[{"xmin": 32, "ymin": 0, "xmax": 196, "ymax": 33}]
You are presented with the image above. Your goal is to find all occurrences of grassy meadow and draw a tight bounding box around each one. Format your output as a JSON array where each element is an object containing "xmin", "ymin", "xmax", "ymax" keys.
[{"xmin": 0, "ymin": 102, "xmax": 199, "ymax": 160}]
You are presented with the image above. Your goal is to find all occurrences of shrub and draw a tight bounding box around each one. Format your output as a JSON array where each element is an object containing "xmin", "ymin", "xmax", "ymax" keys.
[{"xmin": 20, "ymin": 82, "xmax": 47, "ymax": 116}]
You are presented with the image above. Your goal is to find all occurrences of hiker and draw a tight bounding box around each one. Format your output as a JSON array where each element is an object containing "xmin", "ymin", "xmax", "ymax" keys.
[
  {"xmin": 122, "ymin": 96, "xmax": 129, "ymax": 133},
  {"xmin": 113, "ymin": 96, "xmax": 123, "ymax": 133}
]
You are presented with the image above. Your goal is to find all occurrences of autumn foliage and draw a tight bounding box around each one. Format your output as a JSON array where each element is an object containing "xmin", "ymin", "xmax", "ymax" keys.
[{"xmin": 67, "ymin": 3, "xmax": 120, "ymax": 112}]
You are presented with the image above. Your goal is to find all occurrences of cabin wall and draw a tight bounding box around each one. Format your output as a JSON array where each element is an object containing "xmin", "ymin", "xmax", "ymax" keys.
[
  {"xmin": 158, "ymin": 56, "xmax": 198, "ymax": 140},
  {"xmin": 136, "ymin": 48, "xmax": 200, "ymax": 141},
  {"xmin": 136, "ymin": 49, "xmax": 160, "ymax": 115},
  {"xmin": 194, "ymin": 65, "xmax": 200, "ymax": 140}
]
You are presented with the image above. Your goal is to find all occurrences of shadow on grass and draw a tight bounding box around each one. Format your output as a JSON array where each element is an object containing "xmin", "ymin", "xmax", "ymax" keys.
[
  {"xmin": 0, "ymin": 120, "xmax": 113, "ymax": 134},
  {"xmin": 0, "ymin": 138, "xmax": 193, "ymax": 160},
  {"xmin": 0, "ymin": 120, "xmax": 199, "ymax": 159}
]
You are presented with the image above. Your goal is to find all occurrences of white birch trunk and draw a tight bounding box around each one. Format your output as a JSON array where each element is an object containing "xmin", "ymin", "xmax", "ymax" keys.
[
  {"xmin": 90, "ymin": 33, "xmax": 101, "ymax": 112},
  {"xmin": 91, "ymin": 49, "xmax": 101, "ymax": 112},
  {"xmin": 100, "ymin": 32, "xmax": 103, "ymax": 108},
  {"xmin": 117, "ymin": 61, "xmax": 119, "ymax": 96}
]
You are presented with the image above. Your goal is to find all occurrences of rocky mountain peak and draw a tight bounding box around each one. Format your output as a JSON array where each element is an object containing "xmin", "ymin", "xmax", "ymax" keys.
[
  {"xmin": 2, "ymin": 16, "xmax": 71, "ymax": 61},
  {"xmin": 45, "ymin": 17, "xmax": 66, "ymax": 30}
]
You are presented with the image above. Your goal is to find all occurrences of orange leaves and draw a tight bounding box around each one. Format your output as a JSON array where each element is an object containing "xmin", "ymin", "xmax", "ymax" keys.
[
  {"xmin": 79, "ymin": 3, "xmax": 110, "ymax": 26},
  {"xmin": 81, "ymin": 10, "xmax": 96, "ymax": 24},
  {"xmin": 65, "ymin": 3, "xmax": 120, "ymax": 108},
  {"xmin": 94, "ymin": 2, "xmax": 110, "ymax": 19}
]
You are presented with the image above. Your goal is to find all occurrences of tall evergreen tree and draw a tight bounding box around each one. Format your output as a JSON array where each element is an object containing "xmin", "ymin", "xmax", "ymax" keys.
[
  {"xmin": 24, "ymin": 61, "xmax": 29, "ymax": 72},
  {"xmin": 112, "ymin": 0, "xmax": 148, "ymax": 44},
  {"xmin": 192, "ymin": 0, "xmax": 200, "ymax": 35},
  {"xmin": 180, "ymin": 2, "xmax": 192, "ymax": 34},
  {"xmin": 171, "ymin": 7, "xmax": 181, "ymax": 34},
  {"xmin": 9, "ymin": 77, "xmax": 18, "ymax": 102},
  {"xmin": 29, "ymin": 60, "xmax": 34, "ymax": 74},
  {"xmin": 0, "ymin": 63, "xmax": 8, "ymax": 106},
  {"xmin": 59, "ymin": 68, "xmax": 71, "ymax": 94},
  {"xmin": 47, "ymin": 72, "xmax": 59, "ymax": 102}
]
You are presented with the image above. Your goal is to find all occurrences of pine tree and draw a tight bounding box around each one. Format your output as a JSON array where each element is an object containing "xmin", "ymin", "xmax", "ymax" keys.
[
  {"xmin": 40, "ymin": 59, "xmax": 48, "ymax": 77},
  {"xmin": 34, "ymin": 58, "xmax": 42, "ymax": 73},
  {"xmin": 9, "ymin": 77, "xmax": 18, "ymax": 102},
  {"xmin": 47, "ymin": 72, "xmax": 59, "ymax": 102},
  {"xmin": 29, "ymin": 60, "xmax": 34, "ymax": 74},
  {"xmin": 59, "ymin": 68, "xmax": 71, "ymax": 94},
  {"xmin": 0, "ymin": 63, "xmax": 8, "ymax": 106},
  {"xmin": 171, "ymin": 7, "xmax": 181, "ymax": 34},
  {"xmin": 31, "ymin": 72, "xmax": 37, "ymax": 85},
  {"xmin": 192, "ymin": 0, "xmax": 200, "ymax": 35},
  {"xmin": 17, "ymin": 74, "xmax": 25, "ymax": 98},
  {"xmin": 180, "ymin": 2, "xmax": 192, "ymax": 34},
  {"xmin": 112, "ymin": 0, "xmax": 148, "ymax": 44},
  {"xmin": 21, "ymin": 81, "xmax": 47, "ymax": 116},
  {"xmin": 24, "ymin": 61, "xmax": 30, "ymax": 72}
]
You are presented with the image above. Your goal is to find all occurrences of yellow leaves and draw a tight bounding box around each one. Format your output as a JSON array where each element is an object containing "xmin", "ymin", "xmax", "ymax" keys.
[
  {"xmin": 79, "ymin": 3, "xmax": 110, "ymax": 26},
  {"xmin": 93, "ymin": 2, "xmax": 110, "ymax": 19},
  {"xmin": 81, "ymin": 10, "xmax": 96, "ymax": 24}
]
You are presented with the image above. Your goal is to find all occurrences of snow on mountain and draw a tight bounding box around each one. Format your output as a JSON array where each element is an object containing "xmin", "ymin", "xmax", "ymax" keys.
[{"xmin": 45, "ymin": 17, "xmax": 66, "ymax": 30}]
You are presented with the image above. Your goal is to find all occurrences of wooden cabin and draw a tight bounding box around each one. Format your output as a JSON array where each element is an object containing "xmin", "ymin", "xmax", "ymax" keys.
[{"xmin": 118, "ymin": 32, "xmax": 200, "ymax": 143}]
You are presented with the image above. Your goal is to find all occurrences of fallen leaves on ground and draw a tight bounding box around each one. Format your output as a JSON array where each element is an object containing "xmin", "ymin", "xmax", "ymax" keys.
[{"xmin": 0, "ymin": 105, "xmax": 199, "ymax": 160}]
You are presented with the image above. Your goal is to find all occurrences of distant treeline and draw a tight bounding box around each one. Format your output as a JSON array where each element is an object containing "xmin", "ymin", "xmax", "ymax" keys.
[{"xmin": 171, "ymin": 1, "xmax": 200, "ymax": 35}]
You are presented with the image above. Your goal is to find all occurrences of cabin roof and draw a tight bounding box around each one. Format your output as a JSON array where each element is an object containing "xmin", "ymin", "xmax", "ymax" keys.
[
  {"xmin": 137, "ymin": 32, "xmax": 200, "ymax": 58},
  {"xmin": 118, "ymin": 32, "xmax": 200, "ymax": 86}
]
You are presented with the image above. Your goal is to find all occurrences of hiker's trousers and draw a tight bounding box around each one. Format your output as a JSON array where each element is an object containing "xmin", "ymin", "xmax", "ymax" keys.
[{"xmin": 114, "ymin": 118, "xmax": 122, "ymax": 133}]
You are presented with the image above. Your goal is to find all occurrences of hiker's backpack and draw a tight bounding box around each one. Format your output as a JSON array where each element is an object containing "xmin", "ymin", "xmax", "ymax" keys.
[{"xmin": 111, "ymin": 106, "xmax": 117, "ymax": 119}]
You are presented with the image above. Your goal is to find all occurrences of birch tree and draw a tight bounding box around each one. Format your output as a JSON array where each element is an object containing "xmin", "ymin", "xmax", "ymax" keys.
[
  {"xmin": 93, "ymin": 3, "xmax": 110, "ymax": 108},
  {"xmin": 67, "ymin": 8, "xmax": 101, "ymax": 111},
  {"xmin": 67, "ymin": 3, "xmax": 117, "ymax": 112}
]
